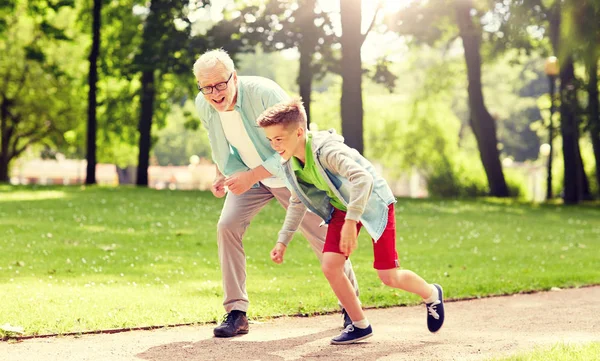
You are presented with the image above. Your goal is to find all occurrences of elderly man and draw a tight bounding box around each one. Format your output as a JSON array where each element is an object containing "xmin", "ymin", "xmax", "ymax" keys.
[{"xmin": 193, "ymin": 49, "xmax": 360, "ymax": 338}]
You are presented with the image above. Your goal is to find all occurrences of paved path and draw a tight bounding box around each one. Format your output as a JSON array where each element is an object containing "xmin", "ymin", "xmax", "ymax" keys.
[{"xmin": 2, "ymin": 287, "xmax": 599, "ymax": 361}]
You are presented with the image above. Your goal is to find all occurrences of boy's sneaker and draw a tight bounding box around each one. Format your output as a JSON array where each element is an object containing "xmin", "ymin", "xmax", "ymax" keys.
[
  {"xmin": 341, "ymin": 308, "xmax": 352, "ymax": 328},
  {"xmin": 331, "ymin": 324, "xmax": 373, "ymax": 345},
  {"xmin": 426, "ymin": 284, "xmax": 445, "ymax": 333}
]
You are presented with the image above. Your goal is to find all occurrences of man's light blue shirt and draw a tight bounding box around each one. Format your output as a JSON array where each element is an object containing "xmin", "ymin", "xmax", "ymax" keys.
[{"xmin": 194, "ymin": 76, "xmax": 289, "ymax": 179}]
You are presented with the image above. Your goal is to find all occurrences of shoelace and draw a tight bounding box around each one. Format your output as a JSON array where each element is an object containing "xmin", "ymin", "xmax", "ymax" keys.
[
  {"xmin": 427, "ymin": 300, "xmax": 441, "ymax": 320},
  {"xmin": 221, "ymin": 313, "xmax": 235, "ymax": 325},
  {"xmin": 342, "ymin": 324, "xmax": 355, "ymax": 334}
]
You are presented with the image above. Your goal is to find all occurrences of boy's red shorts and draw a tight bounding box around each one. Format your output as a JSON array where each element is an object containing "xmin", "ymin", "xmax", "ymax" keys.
[{"xmin": 323, "ymin": 204, "xmax": 399, "ymax": 270}]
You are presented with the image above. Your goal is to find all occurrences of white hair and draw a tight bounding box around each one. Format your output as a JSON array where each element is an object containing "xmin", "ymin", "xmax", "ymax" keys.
[{"xmin": 193, "ymin": 49, "xmax": 235, "ymax": 79}]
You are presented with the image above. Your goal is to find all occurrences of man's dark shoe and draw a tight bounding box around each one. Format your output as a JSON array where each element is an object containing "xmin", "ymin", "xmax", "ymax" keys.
[
  {"xmin": 213, "ymin": 310, "xmax": 249, "ymax": 337},
  {"xmin": 331, "ymin": 324, "xmax": 373, "ymax": 345},
  {"xmin": 341, "ymin": 308, "xmax": 352, "ymax": 329},
  {"xmin": 426, "ymin": 284, "xmax": 445, "ymax": 333}
]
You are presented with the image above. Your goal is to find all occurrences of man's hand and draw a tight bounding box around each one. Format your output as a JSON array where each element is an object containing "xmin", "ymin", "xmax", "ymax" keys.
[
  {"xmin": 211, "ymin": 173, "xmax": 227, "ymax": 198},
  {"xmin": 224, "ymin": 170, "xmax": 256, "ymax": 195},
  {"xmin": 339, "ymin": 220, "xmax": 358, "ymax": 257},
  {"xmin": 270, "ymin": 243, "xmax": 287, "ymax": 264}
]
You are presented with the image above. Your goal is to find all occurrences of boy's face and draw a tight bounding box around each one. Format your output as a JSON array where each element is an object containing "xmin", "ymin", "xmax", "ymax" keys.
[{"xmin": 264, "ymin": 124, "xmax": 304, "ymax": 161}]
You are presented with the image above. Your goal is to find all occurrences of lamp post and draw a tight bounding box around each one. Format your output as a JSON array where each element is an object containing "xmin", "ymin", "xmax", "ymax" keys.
[{"xmin": 544, "ymin": 56, "xmax": 559, "ymax": 200}]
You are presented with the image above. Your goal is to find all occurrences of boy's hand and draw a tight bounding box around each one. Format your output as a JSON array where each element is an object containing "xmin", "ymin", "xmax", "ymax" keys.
[
  {"xmin": 340, "ymin": 220, "xmax": 358, "ymax": 257},
  {"xmin": 270, "ymin": 243, "xmax": 287, "ymax": 264},
  {"xmin": 225, "ymin": 170, "xmax": 255, "ymax": 195}
]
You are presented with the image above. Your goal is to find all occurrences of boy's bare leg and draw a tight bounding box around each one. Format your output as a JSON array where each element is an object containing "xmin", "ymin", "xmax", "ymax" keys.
[
  {"xmin": 376, "ymin": 269, "xmax": 444, "ymax": 334},
  {"xmin": 376, "ymin": 269, "xmax": 434, "ymax": 299},
  {"xmin": 269, "ymin": 186, "xmax": 360, "ymax": 296},
  {"xmin": 322, "ymin": 252, "xmax": 365, "ymax": 323}
]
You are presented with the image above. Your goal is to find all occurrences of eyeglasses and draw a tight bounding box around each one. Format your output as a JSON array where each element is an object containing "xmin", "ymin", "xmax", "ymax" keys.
[{"xmin": 197, "ymin": 73, "xmax": 233, "ymax": 94}]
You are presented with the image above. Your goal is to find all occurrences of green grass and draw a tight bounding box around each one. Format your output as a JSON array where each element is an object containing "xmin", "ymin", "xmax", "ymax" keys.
[
  {"xmin": 1, "ymin": 185, "xmax": 599, "ymax": 336},
  {"xmin": 488, "ymin": 343, "xmax": 600, "ymax": 361}
]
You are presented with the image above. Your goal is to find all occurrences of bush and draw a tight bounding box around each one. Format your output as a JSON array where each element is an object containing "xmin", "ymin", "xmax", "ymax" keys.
[
  {"xmin": 503, "ymin": 168, "xmax": 528, "ymax": 199},
  {"xmin": 426, "ymin": 154, "xmax": 489, "ymax": 198}
]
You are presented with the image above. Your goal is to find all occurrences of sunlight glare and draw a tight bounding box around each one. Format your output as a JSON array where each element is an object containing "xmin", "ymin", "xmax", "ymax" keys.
[{"xmin": 318, "ymin": 0, "xmax": 416, "ymax": 15}]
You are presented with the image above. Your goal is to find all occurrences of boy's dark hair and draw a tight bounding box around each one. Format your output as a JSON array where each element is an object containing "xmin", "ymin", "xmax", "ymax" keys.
[{"xmin": 256, "ymin": 97, "xmax": 307, "ymax": 130}]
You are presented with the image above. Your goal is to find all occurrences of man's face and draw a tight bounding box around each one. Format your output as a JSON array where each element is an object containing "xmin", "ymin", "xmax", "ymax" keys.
[
  {"xmin": 197, "ymin": 67, "xmax": 237, "ymax": 112},
  {"xmin": 264, "ymin": 124, "xmax": 304, "ymax": 161}
]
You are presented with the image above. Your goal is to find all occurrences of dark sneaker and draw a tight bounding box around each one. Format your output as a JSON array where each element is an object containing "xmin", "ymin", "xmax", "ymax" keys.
[
  {"xmin": 341, "ymin": 308, "xmax": 352, "ymax": 329},
  {"xmin": 213, "ymin": 310, "xmax": 249, "ymax": 337},
  {"xmin": 426, "ymin": 284, "xmax": 445, "ymax": 333},
  {"xmin": 331, "ymin": 324, "xmax": 373, "ymax": 345}
]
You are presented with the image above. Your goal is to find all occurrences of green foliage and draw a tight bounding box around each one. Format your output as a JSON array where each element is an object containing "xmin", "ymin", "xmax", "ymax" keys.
[
  {"xmin": 0, "ymin": 186, "xmax": 599, "ymax": 335},
  {"xmin": 236, "ymin": 46, "xmax": 300, "ymax": 93},
  {"xmin": 70, "ymin": 0, "xmax": 208, "ymax": 168},
  {"xmin": 384, "ymin": 0, "xmax": 456, "ymax": 46},
  {"xmin": 426, "ymin": 152, "xmax": 490, "ymax": 198},
  {"xmin": 152, "ymin": 101, "xmax": 212, "ymax": 166},
  {"xmin": 232, "ymin": 0, "xmax": 340, "ymax": 76},
  {"xmin": 503, "ymin": 168, "xmax": 528, "ymax": 199},
  {"xmin": 0, "ymin": 1, "xmax": 15, "ymax": 35},
  {"xmin": 0, "ymin": 0, "xmax": 84, "ymax": 179},
  {"xmin": 371, "ymin": 57, "xmax": 399, "ymax": 93},
  {"xmin": 483, "ymin": 52, "xmax": 545, "ymax": 162},
  {"xmin": 133, "ymin": 0, "xmax": 194, "ymax": 75}
]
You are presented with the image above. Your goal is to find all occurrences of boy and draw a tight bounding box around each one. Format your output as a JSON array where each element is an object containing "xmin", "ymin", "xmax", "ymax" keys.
[{"xmin": 256, "ymin": 98, "xmax": 445, "ymax": 345}]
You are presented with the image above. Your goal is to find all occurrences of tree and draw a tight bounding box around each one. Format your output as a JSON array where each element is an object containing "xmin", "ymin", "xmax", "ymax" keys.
[
  {"xmin": 0, "ymin": 0, "xmax": 81, "ymax": 182},
  {"xmin": 229, "ymin": 0, "xmax": 338, "ymax": 125},
  {"xmin": 587, "ymin": 57, "xmax": 600, "ymax": 197},
  {"xmin": 387, "ymin": 0, "xmax": 509, "ymax": 196},
  {"xmin": 236, "ymin": 0, "xmax": 380, "ymax": 151},
  {"xmin": 454, "ymin": 0, "xmax": 508, "ymax": 197},
  {"xmin": 132, "ymin": 0, "xmax": 199, "ymax": 186},
  {"xmin": 91, "ymin": 0, "xmax": 146, "ymax": 179},
  {"xmin": 497, "ymin": 0, "xmax": 595, "ymax": 203},
  {"xmin": 339, "ymin": 0, "xmax": 382, "ymax": 154},
  {"xmin": 86, "ymin": 0, "xmax": 102, "ymax": 185},
  {"xmin": 569, "ymin": 0, "xmax": 600, "ymax": 197}
]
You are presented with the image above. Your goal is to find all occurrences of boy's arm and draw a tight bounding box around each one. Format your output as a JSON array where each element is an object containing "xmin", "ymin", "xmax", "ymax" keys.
[
  {"xmin": 321, "ymin": 145, "xmax": 374, "ymax": 222},
  {"xmin": 276, "ymin": 191, "xmax": 308, "ymax": 246}
]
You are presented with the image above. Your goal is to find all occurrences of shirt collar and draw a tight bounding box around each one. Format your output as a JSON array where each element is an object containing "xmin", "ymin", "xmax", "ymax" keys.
[
  {"xmin": 233, "ymin": 76, "xmax": 243, "ymax": 110},
  {"xmin": 291, "ymin": 133, "xmax": 312, "ymax": 171}
]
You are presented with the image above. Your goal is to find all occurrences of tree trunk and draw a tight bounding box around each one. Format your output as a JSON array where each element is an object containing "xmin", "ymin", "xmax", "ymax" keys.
[
  {"xmin": 0, "ymin": 99, "xmax": 11, "ymax": 183},
  {"xmin": 136, "ymin": 70, "xmax": 155, "ymax": 187},
  {"xmin": 546, "ymin": 77, "xmax": 556, "ymax": 200},
  {"xmin": 298, "ymin": 48, "xmax": 313, "ymax": 128},
  {"xmin": 548, "ymin": 2, "xmax": 589, "ymax": 203},
  {"xmin": 298, "ymin": 50, "xmax": 313, "ymax": 127},
  {"xmin": 86, "ymin": 0, "xmax": 102, "ymax": 185},
  {"xmin": 560, "ymin": 57, "xmax": 580, "ymax": 204},
  {"xmin": 455, "ymin": 0, "xmax": 509, "ymax": 197},
  {"xmin": 296, "ymin": 0, "xmax": 317, "ymax": 127},
  {"xmin": 576, "ymin": 144, "xmax": 592, "ymax": 200},
  {"xmin": 0, "ymin": 157, "xmax": 8, "ymax": 182},
  {"xmin": 587, "ymin": 58, "xmax": 600, "ymax": 198},
  {"xmin": 340, "ymin": 0, "xmax": 364, "ymax": 154}
]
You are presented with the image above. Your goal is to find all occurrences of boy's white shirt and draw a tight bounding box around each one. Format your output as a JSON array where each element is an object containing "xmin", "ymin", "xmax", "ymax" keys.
[
  {"xmin": 276, "ymin": 134, "xmax": 374, "ymax": 246},
  {"xmin": 218, "ymin": 110, "xmax": 285, "ymax": 189}
]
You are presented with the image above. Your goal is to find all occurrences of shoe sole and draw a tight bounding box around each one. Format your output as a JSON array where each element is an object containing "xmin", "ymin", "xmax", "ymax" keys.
[
  {"xmin": 213, "ymin": 328, "xmax": 249, "ymax": 338},
  {"xmin": 429, "ymin": 284, "xmax": 444, "ymax": 333},
  {"xmin": 330, "ymin": 333, "xmax": 373, "ymax": 345}
]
